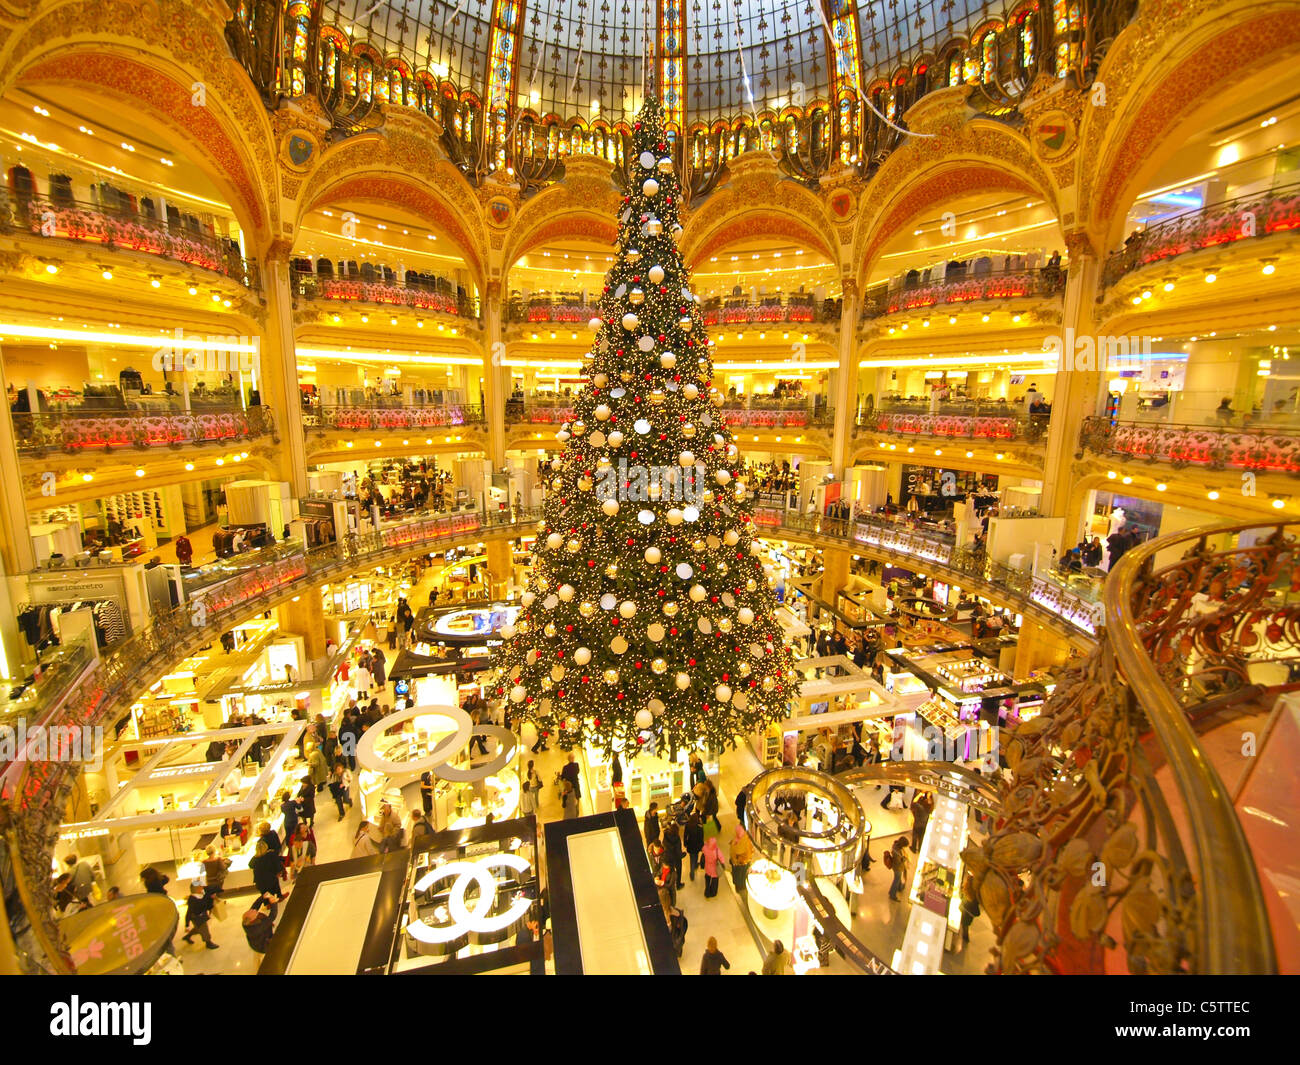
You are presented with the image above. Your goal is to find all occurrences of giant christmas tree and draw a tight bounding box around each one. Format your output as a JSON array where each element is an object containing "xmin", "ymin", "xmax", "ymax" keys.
[{"xmin": 491, "ymin": 95, "xmax": 799, "ymax": 759}]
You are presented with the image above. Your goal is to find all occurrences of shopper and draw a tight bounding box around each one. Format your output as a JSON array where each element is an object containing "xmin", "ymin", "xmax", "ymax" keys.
[
  {"xmin": 250, "ymin": 841, "xmax": 284, "ymax": 912},
  {"xmin": 63, "ymin": 854, "xmax": 95, "ymax": 905},
  {"xmin": 661, "ymin": 822, "xmax": 685, "ymax": 890},
  {"xmin": 911, "ymin": 791, "xmax": 934, "ymax": 852},
  {"xmin": 279, "ymin": 792, "xmax": 299, "ymax": 843},
  {"xmin": 351, "ymin": 821, "xmax": 381, "ymax": 858},
  {"xmin": 701, "ymin": 834, "xmax": 723, "ymax": 898},
  {"xmin": 666, "ymin": 900, "xmax": 688, "ymax": 958},
  {"xmin": 174, "ymin": 534, "xmax": 193, "ymax": 566},
  {"xmin": 530, "ymin": 722, "xmax": 550, "ymax": 754},
  {"xmin": 296, "ymin": 776, "xmax": 317, "ymax": 827},
  {"xmin": 700, "ymin": 937, "xmax": 731, "ymax": 975},
  {"xmin": 560, "ymin": 780, "xmax": 580, "ymax": 819},
  {"xmin": 181, "ymin": 879, "xmax": 218, "ymax": 950},
  {"xmin": 242, "ymin": 894, "xmax": 277, "ymax": 955},
  {"xmin": 257, "ymin": 820, "xmax": 282, "ymax": 857},
  {"xmin": 519, "ymin": 761, "xmax": 540, "ymax": 817},
  {"xmin": 140, "ymin": 867, "xmax": 169, "ymax": 895},
  {"xmin": 683, "ymin": 811, "xmax": 704, "ymax": 881},
  {"xmin": 700, "ymin": 779, "xmax": 722, "ymax": 833},
  {"xmin": 728, "ymin": 825, "xmax": 754, "ymax": 896},
  {"xmin": 958, "ymin": 873, "xmax": 981, "ymax": 949},
  {"xmin": 762, "ymin": 940, "xmax": 791, "ymax": 975},
  {"xmin": 735, "ymin": 786, "xmax": 748, "ymax": 828},
  {"xmin": 329, "ymin": 762, "xmax": 353, "ymax": 818},
  {"xmin": 887, "ymin": 836, "xmax": 911, "ymax": 903},
  {"xmin": 306, "ymin": 742, "xmax": 329, "ymax": 793},
  {"xmin": 644, "ymin": 802, "xmax": 662, "ymax": 850},
  {"xmin": 202, "ymin": 845, "xmax": 231, "ymax": 897},
  {"xmin": 219, "ymin": 816, "xmax": 245, "ymax": 846},
  {"xmin": 559, "ymin": 752, "xmax": 582, "ymax": 801}
]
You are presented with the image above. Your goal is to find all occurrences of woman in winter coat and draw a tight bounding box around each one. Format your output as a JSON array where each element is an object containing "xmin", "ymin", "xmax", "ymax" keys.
[
  {"xmin": 661, "ymin": 822, "xmax": 685, "ymax": 890},
  {"xmin": 701, "ymin": 834, "xmax": 723, "ymax": 898},
  {"xmin": 683, "ymin": 812, "xmax": 705, "ymax": 881},
  {"xmin": 728, "ymin": 825, "xmax": 754, "ymax": 896}
]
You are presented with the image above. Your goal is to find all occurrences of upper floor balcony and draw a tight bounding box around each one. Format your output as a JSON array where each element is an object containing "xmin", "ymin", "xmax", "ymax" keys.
[
  {"xmin": 1101, "ymin": 178, "xmax": 1300, "ymax": 290},
  {"xmin": 1080, "ymin": 414, "xmax": 1300, "ymax": 474},
  {"xmin": 859, "ymin": 397, "xmax": 1049, "ymax": 444},
  {"xmin": 699, "ymin": 294, "xmax": 840, "ymax": 327},
  {"xmin": 303, "ymin": 399, "xmax": 486, "ymax": 433},
  {"xmin": 504, "ymin": 392, "xmax": 833, "ymax": 433},
  {"xmin": 506, "ymin": 295, "xmax": 597, "ymax": 325},
  {"xmin": 861, "ymin": 262, "xmax": 1065, "ymax": 324},
  {"xmin": 291, "ymin": 264, "xmax": 479, "ymax": 318},
  {"xmin": 12, "ymin": 402, "xmax": 275, "ymax": 458},
  {"xmin": 1, "ymin": 187, "xmax": 258, "ymax": 289}
]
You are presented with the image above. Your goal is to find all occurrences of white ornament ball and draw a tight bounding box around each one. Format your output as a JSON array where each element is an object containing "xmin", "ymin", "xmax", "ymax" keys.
[
  {"xmin": 738, "ymin": 607, "xmax": 755, "ymax": 625},
  {"xmin": 750, "ymin": 541, "xmax": 764, "ymax": 556},
  {"xmin": 683, "ymin": 383, "xmax": 700, "ymax": 399},
  {"xmin": 594, "ymin": 372, "xmax": 608, "ymax": 387},
  {"xmin": 594, "ymin": 404, "xmax": 611, "ymax": 421},
  {"xmin": 619, "ymin": 600, "xmax": 637, "ymax": 619},
  {"xmin": 642, "ymin": 177, "xmax": 660, "ymax": 197},
  {"xmin": 644, "ymin": 546, "xmax": 662, "ymax": 564},
  {"xmin": 635, "ymin": 709, "xmax": 654, "ymax": 730},
  {"xmin": 678, "ymin": 450, "xmax": 695, "ymax": 467},
  {"xmin": 621, "ymin": 312, "xmax": 639, "ymax": 331},
  {"xmin": 715, "ymin": 684, "xmax": 732, "ymax": 703},
  {"xmin": 499, "ymin": 623, "xmax": 517, "ymax": 640},
  {"xmin": 666, "ymin": 508, "xmax": 684, "ymax": 526},
  {"xmin": 588, "ymin": 316, "xmax": 603, "ymax": 332},
  {"xmin": 724, "ymin": 529, "xmax": 739, "ymax": 546},
  {"xmin": 675, "ymin": 672, "xmax": 691, "ymax": 690},
  {"xmin": 574, "ymin": 647, "xmax": 592, "ymax": 666},
  {"xmin": 660, "ymin": 352, "xmax": 677, "ymax": 369},
  {"xmin": 602, "ymin": 498, "xmax": 620, "ymax": 516},
  {"xmin": 509, "ymin": 685, "xmax": 527, "ymax": 704},
  {"xmin": 608, "ymin": 430, "xmax": 625, "ymax": 448},
  {"xmin": 521, "ymin": 590, "xmax": 536, "ymax": 607},
  {"xmin": 689, "ymin": 584, "xmax": 707, "ymax": 602},
  {"xmin": 546, "ymin": 532, "xmax": 563, "ymax": 551},
  {"xmin": 716, "ymin": 469, "xmax": 732, "ymax": 485},
  {"xmin": 648, "ymin": 265, "xmax": 665, "ymax": 284},
  {"xmin": 556, "ymin": 429, "xmax": 571, "ymax": 442},
  {"xmin": 558, "ymin": 584, "xmax": 575, "ymax": 601}
]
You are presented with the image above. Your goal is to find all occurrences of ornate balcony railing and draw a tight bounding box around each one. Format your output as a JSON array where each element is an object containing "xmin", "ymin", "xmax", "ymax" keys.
[
  {"xmin": 1, "ymin": 194, "xmax": 259, "ymax": 289},
  {"xmin": 292, "ymin": 269, "xmax": 478, "ymax": 317},
  {"xmin": 859, "ymin": 409, "xmax": 1046, "ymax": 443},
  {"xmin": 753, "ymin": 508, "xmax": 1103, "ymax": 637},
  {"xmin": 506, "ymin": 298, "xmax": 599, "ymax": 325},
  {"xmin": 12, "ymin": 406, "xmax": 275, "ymax": 457},
  {"xmin": 1080, "ymin": 415, "xmax": 1300, "ymax": 474},
  {"xmin": 973, "ymin": 521, "xmax": 1285, "ymax": 974},
  {"xmin": 699, "ymin": 296, "xmax": 838, "ymax": 326},
  {"xmin": 862, "ymin": 265, "xmax": 1065, "ymax": 321},
  {"xmin": 505, "ymin": 399, "xmax": 576, "ymax": 425},
  {"xmin": 304, "ymin": 403, "xmax": 486, "ymax": 432},
  {"xmin": 721, "ymin": 403, "xmax": 834, "ymax": 430},
  {"xmin": 1101, "ymin": 179, "xmax": 1300, "ymax": 290}
]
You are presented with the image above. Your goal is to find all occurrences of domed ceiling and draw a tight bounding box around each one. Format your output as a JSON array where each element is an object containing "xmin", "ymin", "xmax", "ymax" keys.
[{"xmin": 323, "ymin": 0, "xmax": 997, "ymax": 124}]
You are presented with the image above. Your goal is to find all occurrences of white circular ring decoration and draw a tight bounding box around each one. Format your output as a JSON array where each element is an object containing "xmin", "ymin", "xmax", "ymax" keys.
[
  {"xmin": 408, "ymin": 854, "xmax": 532, "ymax": 942},
  {"xmin": 431, "ymin": 724, "xmax": 518, "ymax": 782},
  {"xmin": 355, "ymin": 704, "xmax": 473, "ymax": 776}
]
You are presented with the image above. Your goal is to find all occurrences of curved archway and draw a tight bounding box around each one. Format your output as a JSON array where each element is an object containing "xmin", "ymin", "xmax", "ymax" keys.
[
  {"xmin": 1079, "ymin": 0, "xmax": 1300, "ymax": 249},
  {"xmin": 7, "ymin": 46, "xmax": 275, "ymax": 242}
]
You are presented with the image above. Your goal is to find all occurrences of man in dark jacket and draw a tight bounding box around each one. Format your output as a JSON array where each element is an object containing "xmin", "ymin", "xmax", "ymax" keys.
[
  {"xmin": 182, "ymin": 879, "xmax": 218, "ymax": 949},
  {"xmin": 559, "ymin": 753, "xmax": 582, "ymax": 801},
  {"xmin": 242, "ymin": 893, "xmax": 277, "ymax": 954}
]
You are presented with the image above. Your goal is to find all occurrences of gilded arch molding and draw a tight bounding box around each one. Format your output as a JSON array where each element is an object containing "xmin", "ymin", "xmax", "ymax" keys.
[
  {"xmin": 501, "ymin": 170, "xmax": 623, "ymax": 272},
  {"xmin": 1078, "ymin": 0, "xmax": 1300, "ymax": 249},
  {"xmin": 850, "ymin": 116, "xmax": 1061, "ymax": 287},
  {"xmin": 0, "ymin": 0, "xmax": 278, "ymax": 240},
  {"xmin": 680, "ymin": 161, "xmax": 840, "ymax": 271},
  {"xmin": 296, "ymin": 132, "xmax": 489, "ymax": 286}
]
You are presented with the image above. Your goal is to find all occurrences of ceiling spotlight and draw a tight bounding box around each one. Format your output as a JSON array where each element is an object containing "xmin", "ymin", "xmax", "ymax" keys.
[
  {"xmin": 150, "ymin": 276, "xmax": 161, "ymax": 288},
  {"xmin": 45, "ymin": 263, "xmax": 59, "ymax": 275},
  {"xmin": 1204, "ymin": 270, "xmax": 1217, "ymax": 284},
  {"xmin": 1107, "ymin": 470, "xmax": 1117, "ymax": 479},
  {"xmin": 1155, "ymin": 483, "xmax": 1167, "ymax": 492},
  {"xmin": 135, "ymin": 468, "xmax": 145, "ymax": 477},
  {"xmin": 100, "ymin": 268, "xmax": 113, "ymax": 280},
  {"xmin": 1162, "ymin": 280, "xmax": 1175, "ymax": 292},
  {"xmin": 1272, "ymin": 498, "xmax": 1286, "ymax": 509},
  {"xmin": 1207, "ymin": 490, "xmax": 1220, "ymax": 500},
  {"xmin": 1262, "ymin": 261, "xmax": 1276, "ymax": 276},
  {"xmin": 188, "ymin": 284, "xmax": 198, "ymax": 295}
]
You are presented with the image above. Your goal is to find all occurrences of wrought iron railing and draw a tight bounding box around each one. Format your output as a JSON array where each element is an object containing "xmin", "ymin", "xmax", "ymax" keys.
[
  {"xmin": 753, "ymin": 509, "xmax": 1103, "ymax": 637},
  {"xmin": 505, "ymin": 399, "xmax": 575, "ymax": 425},
  {"xmin": 304, "ymin": 403, "xmax": 486, "ymax": 432},
  {"xmin": 858, "ymin": 409, "xmax": 1046, "ymax": 444},
  {"xmin": 971, "ymin": 521, "xmax": 1284, "ymax": 974},
  {"xmin": 1, "ymin": 194, "xmax": 259, "ymax": 288},
  {"xmin": 506, "ymin": 298, "xmax": 599, "ymax": 325},
  {"xmin": 1101, "ymin": 179, "xmax": 1300, "ymax": 290},
  {"xmin": 1079, "ymin": 415, "xmax": 1300, "ymax": 474},
  {"xmin": 12, "ymin": 406, "xmax": 275, "ymax": 456},
  {"xmin": 699, "ymin": 296, "xmax": 837, "ymax": 326},
  {"xmin": 720, "ymin": 403, "xmax": 835, "ymax": 430},
  {"xmin": 862, "ymin": 265, "xmax": 1065, "ymax": 320},
  {"xmin": 0, "ymin": 641, "xmax": 96, "ymax": 734},
  {"xmin": 292, "ymin": 268, "xmax": 478, "ymax": 317}
]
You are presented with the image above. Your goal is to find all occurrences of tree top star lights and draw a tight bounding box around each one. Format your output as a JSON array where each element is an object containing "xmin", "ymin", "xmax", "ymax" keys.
[{"xmin": 490, "ymin": 94, "xmax": 799, "ymax": 759}]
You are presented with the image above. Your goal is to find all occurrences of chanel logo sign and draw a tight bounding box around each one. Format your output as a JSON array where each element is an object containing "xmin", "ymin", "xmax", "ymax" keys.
[
  {"xmin": 356, "ymin": 704, "xmax": 517, "ymax": 783},
  {"xmin": 407, "ymin": 854, "xmax": 532, "ymax": 945}
]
